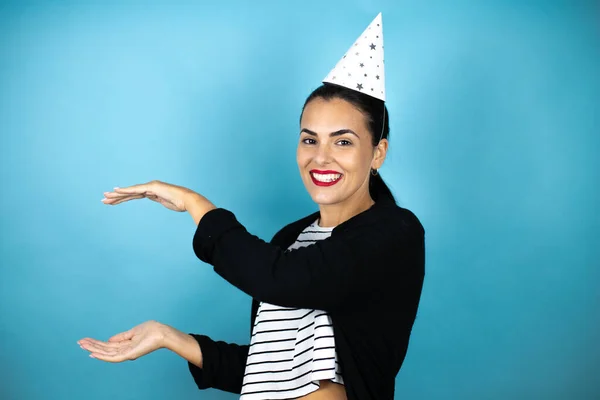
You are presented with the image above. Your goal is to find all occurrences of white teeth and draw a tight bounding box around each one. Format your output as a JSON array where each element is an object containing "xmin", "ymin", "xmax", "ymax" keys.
[{"xmin": 312, "ymin": 173, "xmax": 342, "ymax": 183}]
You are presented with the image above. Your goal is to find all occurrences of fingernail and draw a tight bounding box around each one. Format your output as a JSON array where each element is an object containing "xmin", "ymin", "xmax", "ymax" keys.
[
  {"xmin": 114, "ymin": 187, "xmax": 120, "ymax": 190},
  {"xmin": 89, "ymin": 354, "xmax": 95, "ymax": 358}
]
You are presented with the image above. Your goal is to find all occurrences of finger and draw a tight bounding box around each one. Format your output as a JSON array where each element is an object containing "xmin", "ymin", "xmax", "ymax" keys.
[
  {"xmin": 113, "ymin": 182, "xmax": 154, "ymax": 195},
  {"xmin": 108, "ymin": 330, "xmax": 134, "ymax": 343},
  {"xmin": 80, "ymin": 339, "xmax": 121, "ymax": 354},
  {"xmin": 79, "ymin": 337, "xmax": 111, "ymax": 345},
  {"xmin": 101, "ymin": 197, "xmax": 122, "ymax": 204},
  {"xmin": 102, "ymin": 192, "xmax": 147, "ymax": 202},
  {"xmin": 81, "ymin": 337, "xmax": 122, "ymax": 348},
  {"xmin": 102, "ymin": 195, "xmax": 145, "ymax": 205},
  {"xmin": 89, "ymin": 351, "xmax": 129, "ymax": 363},
  {"xmin": 103, "ymin": 193, "xmax": 146, "ymax": 200},
  {"xmin": 103, "ymin": 191, "xmax": 133, "ymax": 199},
  {"xmin": 112, "ymin": 195, "xmax": 146, "ymax": 204},
  {"xmin": 81, "ymin": 343, "xmax": 119, "ymax": 358},
  {"xmin": 82, "ymin": 341, "xmax": 136, "ymax": 363}
]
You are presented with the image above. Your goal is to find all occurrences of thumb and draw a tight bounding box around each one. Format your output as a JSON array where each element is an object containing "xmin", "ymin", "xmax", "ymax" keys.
[{"xmin": 108, "ymin": 329, "xmax": 134, "ymax": 343}]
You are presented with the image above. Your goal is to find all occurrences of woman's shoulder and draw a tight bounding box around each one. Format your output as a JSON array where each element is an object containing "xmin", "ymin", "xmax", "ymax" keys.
[
  {"xmin": 354, "ymin": 201, "xmax": 424, "ymax": 243},
  {"xmin": 270, "ymin": 201, "xmax": 423, "ymax": 247},
  {"xmin": 380, "ymin": 202, "xmax": 424, "ymax": 233}
]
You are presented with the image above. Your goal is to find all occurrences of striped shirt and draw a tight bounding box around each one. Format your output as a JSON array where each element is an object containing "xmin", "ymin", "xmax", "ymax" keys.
[{"xmin": 240, "ymin": 220, "xmax": 344, "ymax": 399}]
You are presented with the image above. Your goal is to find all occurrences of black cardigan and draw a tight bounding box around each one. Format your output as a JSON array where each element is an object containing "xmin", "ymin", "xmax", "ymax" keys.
[{"xmin": 187, "ymin": 196, "xmax": 425, "ymax": 399}]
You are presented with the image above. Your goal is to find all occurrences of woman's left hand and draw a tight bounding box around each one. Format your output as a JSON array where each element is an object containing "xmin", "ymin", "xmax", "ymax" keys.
[
  {"xmin": 102, "ymin": 180, "xmax": 193, "ymax": 212},
  {"xmin": 78, "ymin": 320, "xmax": 167, "ymax": 363}
]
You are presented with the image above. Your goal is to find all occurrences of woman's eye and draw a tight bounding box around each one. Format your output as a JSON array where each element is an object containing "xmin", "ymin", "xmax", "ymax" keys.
[
  {"xmin": 302, "ymin": 138, "xmax": 316, "ymax": 145},
  {"xmin": 337, "ymin": 139, "xmax": 352, "ymax": 146}
]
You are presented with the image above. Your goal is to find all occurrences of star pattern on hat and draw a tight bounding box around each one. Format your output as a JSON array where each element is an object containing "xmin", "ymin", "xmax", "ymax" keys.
[{"xmin": 322, "ymin": 13, "xmax": 386, "ymax": 101}]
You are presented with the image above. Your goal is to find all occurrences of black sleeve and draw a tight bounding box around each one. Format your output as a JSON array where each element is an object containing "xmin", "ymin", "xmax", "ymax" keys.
[
  {"xmin": 192, "ymin": 208, "xmax": 416, "ymax": 311},
  {"xmin": 187, "ymin": 334, "xmax": 249, "ymax": 394}
]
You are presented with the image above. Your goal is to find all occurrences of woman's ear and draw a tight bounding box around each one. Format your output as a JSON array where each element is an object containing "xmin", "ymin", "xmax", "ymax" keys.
[{"xmin": 372, "ymin": 138, "xmax": 389, "ymax": 170}]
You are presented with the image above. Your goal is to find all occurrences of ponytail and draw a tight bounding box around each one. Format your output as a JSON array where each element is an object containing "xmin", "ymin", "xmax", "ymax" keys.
[{"xmin": 369, "ymin": 172, "xmax": 396, "ymax": 203}]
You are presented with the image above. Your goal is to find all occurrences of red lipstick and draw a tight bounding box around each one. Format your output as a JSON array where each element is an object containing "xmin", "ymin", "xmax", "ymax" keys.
[{"xmin": 310, "ymin": 170, "xmax": 343, "ymax": 187}]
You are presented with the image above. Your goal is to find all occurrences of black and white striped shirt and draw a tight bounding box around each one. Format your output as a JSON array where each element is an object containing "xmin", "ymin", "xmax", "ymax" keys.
[{"xmin": 240, "ymin": 220, "xmax": 344, "ymax": 399}]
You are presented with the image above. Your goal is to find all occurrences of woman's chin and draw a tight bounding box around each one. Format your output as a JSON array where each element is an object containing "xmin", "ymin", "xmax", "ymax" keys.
[{"xmin": 309, "ymin": 191, "xmax": 344, "ymax": 206}]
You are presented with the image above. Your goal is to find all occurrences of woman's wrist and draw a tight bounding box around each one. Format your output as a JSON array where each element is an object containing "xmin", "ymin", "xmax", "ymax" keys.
[
  {"xmin": 161, "ymin": 323, "xmax": 203, "ymax": 368},
  {"xmin": 184, "ymin": 191, "xmax": 217, "ymax": 225}
]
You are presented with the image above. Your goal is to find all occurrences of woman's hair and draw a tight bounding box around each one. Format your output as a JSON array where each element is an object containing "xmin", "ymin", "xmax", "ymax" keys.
[{"xmin": 300, "ymin": 83, "xmax": 396, "ymax": 203}]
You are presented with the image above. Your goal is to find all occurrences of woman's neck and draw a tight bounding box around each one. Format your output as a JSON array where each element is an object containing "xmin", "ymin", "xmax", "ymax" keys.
[{"xmin": 317, "ymin": 190, "xmax": 375, "ymax": 228}]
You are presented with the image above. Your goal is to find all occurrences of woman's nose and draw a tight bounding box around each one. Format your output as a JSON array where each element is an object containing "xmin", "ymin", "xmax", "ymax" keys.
[{"xmin": 314, "ymin": 143, "xmax": 333, "ymax": 165}]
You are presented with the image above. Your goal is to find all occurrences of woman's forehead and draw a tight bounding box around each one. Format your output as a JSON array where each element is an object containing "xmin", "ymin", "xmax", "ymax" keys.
[{"xmin": 301, "ymin": 98, "xmax": 368, "ymax": 132}]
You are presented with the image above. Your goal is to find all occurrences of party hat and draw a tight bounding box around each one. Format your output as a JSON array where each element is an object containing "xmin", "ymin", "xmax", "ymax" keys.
[{"xmin": 323, "ymin": 13, "xmax": 386, "ymax": 101}]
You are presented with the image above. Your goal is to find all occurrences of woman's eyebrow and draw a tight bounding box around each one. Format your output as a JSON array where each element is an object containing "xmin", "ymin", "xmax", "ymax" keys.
[{"xmin": 300, "ymin": 128, "xmax": 359, "ymax": 138}]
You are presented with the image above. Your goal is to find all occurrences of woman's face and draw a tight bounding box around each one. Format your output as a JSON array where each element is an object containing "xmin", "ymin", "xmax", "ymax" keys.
[{"xmin": 297, "ymin": 97, "xmax": 383, "ymax": 206}]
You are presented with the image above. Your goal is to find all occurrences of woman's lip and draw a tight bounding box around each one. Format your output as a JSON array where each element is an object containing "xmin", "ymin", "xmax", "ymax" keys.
[
  {"xmin": 311, "ymin": 169, "xmax": 342, "ymax": 174},
  {"xmin": 310, "ymin": 171, "xmax": 343, "ymax": 187}
]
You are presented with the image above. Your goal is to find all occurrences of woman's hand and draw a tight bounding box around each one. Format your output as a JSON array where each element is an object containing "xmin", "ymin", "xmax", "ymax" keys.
[
  {"xmin": 102, "ymin": 180, "xmax": 216, "ymax": 224},
  {"xmin": 78, "ymin": 320, "xmax": 167, "ymax": 363},
  {"xmin": 102, "ymin": 180, "xmax": 193, "ymax": 212},
  {"xmin": 78, "ymin": 320, "xmax": 204, "ymax": 367}
]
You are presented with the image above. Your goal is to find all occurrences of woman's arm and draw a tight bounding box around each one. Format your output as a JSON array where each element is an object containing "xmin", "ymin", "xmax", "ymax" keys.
[
  {"xmin": 184, "ymin": 191, "xmax": 216, "ymax": 226},
  {"xmin": 78, "ymin": 320, "xmax": 202, "ymax": 365},
  {"xmin": 192, "ymin": 207, "xmax": 425, "ymax": 312},
  {"xmin": 163, "ymin": 325, "xmax": 250, "ymax": 393},
  {"xmin": 162, "ymin": 324, "xmax": 203, "ymax": 368},
  {"xmin": 101, "ymin": 181, "xmax": 216, "ymax": 225},
  {"xmin": 79, "ymin": 320, "xmax": 249, "ymax": 394},
  {"xmin": 184, "ymin": 334, "xmax": 250, "ymax": 393}
]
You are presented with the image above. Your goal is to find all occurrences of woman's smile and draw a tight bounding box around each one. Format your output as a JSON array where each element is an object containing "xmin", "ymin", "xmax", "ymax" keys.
[{"xmin": 310, "ymin": 169, "xmax": 343, "ymax": 186}]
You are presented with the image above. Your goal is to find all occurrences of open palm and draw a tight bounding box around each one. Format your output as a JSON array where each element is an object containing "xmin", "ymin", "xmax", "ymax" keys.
[{"xmin": 78, "ymin": 320, "xmax": 165, "ymax": 363}]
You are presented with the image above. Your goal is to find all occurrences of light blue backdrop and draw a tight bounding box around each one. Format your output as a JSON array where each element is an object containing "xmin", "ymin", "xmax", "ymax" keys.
[{"xmin": 1, "ymin": 1, "xmax": 598, "ymax": 399}]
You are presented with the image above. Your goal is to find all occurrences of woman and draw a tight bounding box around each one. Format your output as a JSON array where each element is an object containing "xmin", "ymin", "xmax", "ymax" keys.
[{"xmin": 79, "ymin": 15, "xmax": 425, "ymax": 400}]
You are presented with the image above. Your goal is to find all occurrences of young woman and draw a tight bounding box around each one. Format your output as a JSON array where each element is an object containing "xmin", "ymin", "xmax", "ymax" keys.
[
  {"xmin": 78, "ymin": 83, "xmax": 425, "ymax": 399},
  {"xmin": 79, "ymin": 14, "xmax": 425, "ymax": 399}
]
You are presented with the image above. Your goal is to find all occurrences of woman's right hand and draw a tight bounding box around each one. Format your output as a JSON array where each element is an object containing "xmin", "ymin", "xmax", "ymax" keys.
[{"xmin": 78, "ymin": 320, "xmax": 167, "ymax": 363}]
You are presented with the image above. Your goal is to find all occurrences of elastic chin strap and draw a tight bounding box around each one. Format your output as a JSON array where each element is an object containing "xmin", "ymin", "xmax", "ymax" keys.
[
  {"xmin": 378, "ymin": 105, "xmax": 386, "ymax": 143},
  {"xmin": 372, "ymin": 105, "xmax": 386, "ymax": 173}
]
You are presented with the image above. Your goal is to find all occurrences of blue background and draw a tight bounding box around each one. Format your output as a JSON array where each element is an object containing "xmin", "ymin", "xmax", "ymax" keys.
[{"xmin": 1, "ymin": 1, "xmax": 598, "ymax": 399}]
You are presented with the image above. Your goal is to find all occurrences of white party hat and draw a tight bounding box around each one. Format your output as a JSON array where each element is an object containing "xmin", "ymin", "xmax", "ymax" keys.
[{"xmin": 323, "ymin": 13, "xmax": 386, "ymax": 101}]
